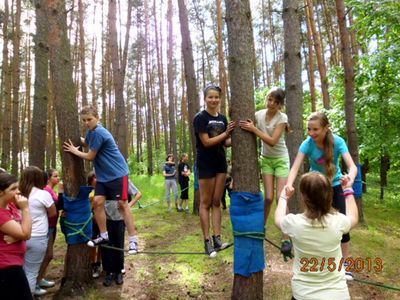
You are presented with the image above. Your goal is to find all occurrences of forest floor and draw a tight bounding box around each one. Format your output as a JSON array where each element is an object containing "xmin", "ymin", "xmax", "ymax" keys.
[{"xmin": 40, "ymin": 175, "xmax": 400, "ymax": 299}]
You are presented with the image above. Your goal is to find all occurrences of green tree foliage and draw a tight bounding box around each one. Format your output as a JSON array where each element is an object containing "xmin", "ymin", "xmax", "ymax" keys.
[{"xmin": 348, "ymin": 0, "xmax": 400, "ymax": 173}]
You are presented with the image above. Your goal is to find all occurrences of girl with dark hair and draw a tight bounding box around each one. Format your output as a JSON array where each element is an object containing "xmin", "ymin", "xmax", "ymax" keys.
[
  {"xmin": 193, "ymin": 84, "xmax": 236, "ymax": 256},
  {"xmin": 37, "ymin": 169, "xmax": 61, "ymax": 290},
  {"xmin": 163, "ymin": 154, "xmax": 178, "ymax": 211},
  {"xmin": 20, "ymin": 166, "xmax": 57, "ymax": 296},
  {"xmin": 239, "ymin": 87, "xmax": 292, "ymax": 253},
  {"xmin": 275, "ymin": 172, "xmax": 358, "ymax": 300},
  {"xmin": 0, "ymin": 172, "xmax": 33, "ymax": 299},
  {"xmin": 284, "ymin": 111, "xmax": 358, "ymax": 280},
  {"xmin": 177, "ymin": 153, "xmax": 191, "ymax": 213}
]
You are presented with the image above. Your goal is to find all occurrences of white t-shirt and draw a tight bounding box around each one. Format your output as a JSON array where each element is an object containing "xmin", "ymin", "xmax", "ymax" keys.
[
  {"xmin": 281, "ymin": 212, "xmax": 351, "ymax": 300},
  {"xmin": 255, "ymin": 109, "xmax": 288, "ymax": 158},
  {"xmin": 29, "ymin": 187, "xmax": 54, "ymax": 237}
]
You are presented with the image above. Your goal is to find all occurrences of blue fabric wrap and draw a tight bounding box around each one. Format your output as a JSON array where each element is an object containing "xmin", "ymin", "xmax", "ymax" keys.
[
  {"xmin": 353, "ymin": 164, "xmax": 363, "ymax": 198},
  {"xmin": 62, "ymin": 186, "xmax": 93, "ymax": 245},
  {"xmin": 193, "ymin": 164, "xmax": 199, "ymax": 190},
  {"xmin": 230, "ymin": 191, "xmax": 265, "ymax": 277}
]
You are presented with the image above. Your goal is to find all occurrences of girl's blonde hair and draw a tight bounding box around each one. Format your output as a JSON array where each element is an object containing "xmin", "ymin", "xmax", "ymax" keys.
[
  {"xmin": 308, "ymin": 112, "xmax": 335, "ymax": 183},
  {"xmin": 300, "ymin": 172, "xmax": 335, "ymax": 225}
]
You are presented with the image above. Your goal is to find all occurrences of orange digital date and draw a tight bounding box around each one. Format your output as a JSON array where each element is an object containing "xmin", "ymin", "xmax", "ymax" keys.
[{"xmin": 300, "ymin": 257, "xmax": 383, "ymax": 273}]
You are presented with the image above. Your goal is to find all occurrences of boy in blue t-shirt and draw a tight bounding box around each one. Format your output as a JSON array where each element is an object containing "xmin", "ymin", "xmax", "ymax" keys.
[{"xmin": 63, "ymin": 105, "xmax": 138, "ymax": 254}]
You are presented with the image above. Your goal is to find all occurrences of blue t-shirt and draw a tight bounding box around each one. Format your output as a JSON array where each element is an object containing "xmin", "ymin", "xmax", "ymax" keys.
[
  {"xmin": 85, "ymin": 125, "xmax": 128, "ymax": 182},
  {"xmin": 299, "ymin": 135, "xmax": 349, "ymax": 186},
  {"xmin": 164, "ymin": 163, "xmax": 176, "ymax": 180}
]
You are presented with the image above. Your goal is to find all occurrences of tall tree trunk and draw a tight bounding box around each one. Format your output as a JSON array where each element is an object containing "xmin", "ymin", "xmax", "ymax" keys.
[
  {"xmin": 216, "ymin": 0, "xmax": 228, "ymax": 116},
  {"xmin": 335, "ymin": 0, "xmax": 363, "ymax": 221},
  {"xmin": 303, "ymin": 0, "xmax": 316, "ymax": 112},
  {"xmin": 177, "ymin": 0, "xmax": 200, "ymax": 214},
  {"xmin": 1, "ymin": 0, "xmax": 11, "ymax": 170},
  {"xmin": 144, "ymin": 0, "xmax": 153, "ymax": 175},
  {"xmin": 30, "ymin": 0, "xmax": 49, "ymax": 170},
  {"xmin": 108, "ymin": 0, "xmax": 128, "ymax": 158},
  {"xmin": 283, "ymin": 0, "xmax": 304, "ymax": 213},
  {"xmin": 45, "ymin": 0, "xmax": 90, "ymax": 298},
  {"xmin": 11, "ymin": 0, "xmax": 22, "ymax": 176},
  {"xmin": 167, "ymin": 0, "xmax": 177, "ymax": 162},
  {"xmin": 78, "ymin": 0, "xmax": 88, "ymax": 106},
  {"xmin": 305, "ymin": 0, "xmax": 330, "ymax": 108},
  {"xmin": 225, "ymin": 1, "xmax": 263, "ymax": 299}
]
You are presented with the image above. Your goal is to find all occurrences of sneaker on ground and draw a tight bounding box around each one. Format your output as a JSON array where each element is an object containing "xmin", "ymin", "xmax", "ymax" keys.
[
  {"xmin": 128, "ymin": 241, "xmax": 138, "ymax": 255},
  {"xmin": 87, "ymin": 236, "xmax": 109, "ymax": 247},
  {"xmin": 280, "ymin": 240, "xmax": 292, "ymax": 254},
  {"xmin": 38, "ymin": 278, "xmax": 55, "ymax": 288},
  {"xmin": 121, "ymin": 268, "xmax": 126, "ymax": 275},
  {"xmin": 92, "ymin": 265, "xmax": 100, "ymax": 278},
  {"xmin": 103, "ymin": 273, "xmax": 113, "ymax": 287},
  {"xmin": 204, "ymin": 239, "xmax": 217, "ymax": 257},
  {"xmin": 344, "ymin": 263, "xmax": 354, "ymax": 281},
  {"xmin": 115, "ymin": 273, "xmax": 124, "ymax": 285},
  {"xmin": 34, "ymin": 286, "xmax": 47, "ymax": 296},
  {"xmin": 185, "ymin": 208, "xmax": 190, "ymax": 214},
  {"xmin": 212, "ymin": 235, "xmax": 229, "ymax": 250}
]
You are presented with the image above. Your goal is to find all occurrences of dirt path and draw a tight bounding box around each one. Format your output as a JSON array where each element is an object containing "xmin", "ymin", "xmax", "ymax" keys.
[{"xmin": 41, "ymin": 206, "xmax": 400, "ymax": 299}]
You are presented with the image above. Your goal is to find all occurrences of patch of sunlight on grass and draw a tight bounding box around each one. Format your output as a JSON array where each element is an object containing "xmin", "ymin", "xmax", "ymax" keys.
[{"xmin": 174, "ymin": 264, "xmax": 203, "ymax": 294}]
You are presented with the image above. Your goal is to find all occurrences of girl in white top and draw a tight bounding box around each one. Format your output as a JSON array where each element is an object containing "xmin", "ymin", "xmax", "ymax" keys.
[
  {"xmin": 240, "ymin": 87, "xmax": 291, "ymax": 253},
  {"xmin": 20, "ymin": 166, "xmax": 56, "ymax": 296},
  {"xmin": 275, "ymin": 172, "xmax": 358, "ymax": 300}
]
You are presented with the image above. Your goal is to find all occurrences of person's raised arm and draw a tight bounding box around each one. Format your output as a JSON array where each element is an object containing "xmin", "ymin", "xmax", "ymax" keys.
[
  {"xmin": 285, "ymin": 152, "xmax": 305, "ymax": 197},
  {"xmin": 341, "ymin": 152, "xmax": 358, "ymax": 187},
  {"xmin": 341, "ymin": 176, "xmax": 358, "ymax": 228},
  {"xmin": 239, "ymin": 120, "xmax": 286, "ymax": 146},
  {"xmin": 63, "ymin": 139, "xmax": 97, "ymax": 161},
  {"xmin": 274, "ymin": 189, "xmax": 290, "ymax": 230}
]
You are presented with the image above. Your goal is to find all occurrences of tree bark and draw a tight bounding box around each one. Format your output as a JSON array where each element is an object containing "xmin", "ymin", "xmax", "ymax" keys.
[
  {"xmin": 78, "ymin": 0, "xmax": 88, "ymax": 106},
  {"xmin": 30, "ymin": 0, "xmax": 49, "ymax": 170},
  {"xmin": 1, "ymin": 0, "xmax": 12, "ymax": 170},
  {"xmin": 225, "ymin": 1, "xmax": 263, "ymax": 299},
  {"xmin": 305, "ymin": 0, "xmax": 330, "ymax": 109},
  {"xmin": 177, "ymin": 0, "xmax": 200, "ymax": 214},
  {"xmin": 283, "ymin": 0, "xmax": 304, "ymax": 213},
  {"xmin": 46, "ymin": 0, "xmax": 90, "ymax": 297}
]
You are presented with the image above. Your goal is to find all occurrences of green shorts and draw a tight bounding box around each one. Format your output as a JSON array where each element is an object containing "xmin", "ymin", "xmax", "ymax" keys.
[{"xmin": 259, "ymin": 156, "xmax": 289, "ymax": 177}]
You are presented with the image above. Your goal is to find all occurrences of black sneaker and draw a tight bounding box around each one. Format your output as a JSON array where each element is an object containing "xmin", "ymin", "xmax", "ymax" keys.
[
  {"xmin": 280, "ymin": 240, "xmax": 293, "ymax": 261},
  {"xmin": 212, "ymin": 235, "xmax": 228, "ymax": 251},
  {"xmin": 103, "ymin": 273, "xmax": 113, "ymax": 287},
  {"xmin": 115, "ymin": 273, "xmax": 124, "ymax": 285},
  {"xmin": 204, "ymin": 239, "xmax": 217, "ymax": 257},
  {"xmin": 87, "ymin": 236, "xmax": 109, "ymax": 247}
]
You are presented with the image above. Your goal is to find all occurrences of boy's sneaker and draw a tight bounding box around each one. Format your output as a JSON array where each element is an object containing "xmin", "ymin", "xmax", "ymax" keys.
[
  {"xmin": 115, "ymin": 273, "xmax": 124, "ymax": 285},
  {"xmin": 87, "ymin": 236, "xmax": 109, "ymax": 247},
  {"xmin": 212, "ymin": 235, "xmax": 228, "ymax": 251},
  {"xmin": 185, "ymin": 208, "xmax": 190, "ymax": 214},
  {"xmin": 103, "ymin": 273, "xmax": 113, "ymax": 287},
  {"xmin": 38, "ymin": 278, "xmax": 55, "ymax": 288},
  {"xmin": 204, "ymin": 239, "xmax": 217, "ymax": 257},
  {"xmin": 128, "ymin": 241, "xmax": 138, "ymax": 255},
  {"xmin": 344, "ymin": 262, "xmax": 354, "ymax": 281}
]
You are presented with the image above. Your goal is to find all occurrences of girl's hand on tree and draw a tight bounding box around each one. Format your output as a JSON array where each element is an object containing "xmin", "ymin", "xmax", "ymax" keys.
[
  {"xmin": 225, "ymin": 120, "xmax": 236, "ymax": 137},
  {"xmin": 239, "ymin": 119, "xmax": 256, "ymax": 133},
  {"xmin": 63, "ymin": 139, "xmax": 79, "ymax": 155},
  {"xmin": 279, "ymin": 188, "xmax": 290, "ymax": 200}
]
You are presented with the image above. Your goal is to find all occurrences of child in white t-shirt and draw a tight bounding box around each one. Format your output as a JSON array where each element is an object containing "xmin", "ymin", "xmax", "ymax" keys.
[{"xmin": 275, "ymin": 172, "xmax": 358, "ymax": 300}]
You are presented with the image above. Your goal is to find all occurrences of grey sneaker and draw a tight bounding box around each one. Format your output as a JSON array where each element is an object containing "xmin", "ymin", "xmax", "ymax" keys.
[
  {"xmin": 212, "ymin": 235, "xmax": 228, "ymax": 250},
  {"xmin": 87, "ymin": 236, "xmax": 109, "ymax": 247},
  {"xmin": 204, "ymin": 239, "xmax": 217, "ymax": 257}
]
